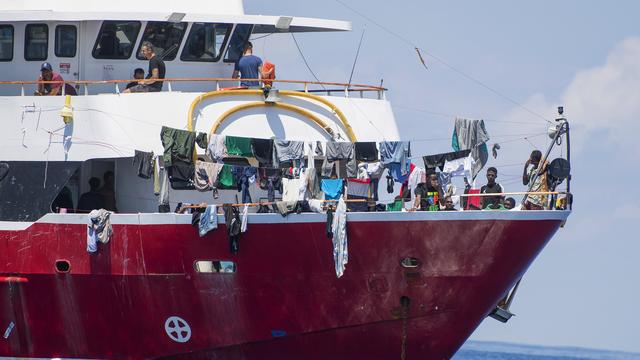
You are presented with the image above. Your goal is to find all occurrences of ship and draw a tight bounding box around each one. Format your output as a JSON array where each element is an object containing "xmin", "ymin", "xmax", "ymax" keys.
[{"xmin": 0, "ymin": 0, "xmax": 572, "ymax": 358}]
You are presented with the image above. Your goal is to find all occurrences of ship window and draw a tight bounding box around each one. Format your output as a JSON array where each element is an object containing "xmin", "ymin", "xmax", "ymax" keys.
[
  {"xmin": 24, "ymin": 24, "xmax": 48, "ymax": 61},
  {"xmin": 223, "ymin": 24, "xmax": 253, "ymax": 63},
  {"xmin": 92, "ymin": 21, "xmax": 141, "ymax": 59},
  {"xmin": 55, "ymin": 25, "xmax": 77, "ymax": 57},
  {"xmin": 55, "ymin": 259, "xmax": 71, "ymax": 273},
  {"xmin": 194, "ymin": 260, "xmax": 236, "ymax": 273},
  {"xmin": 136, "ymin": 21, "xmax": 187, "ymax": 61},
  {"xmin": 181, "ymin": 23, "xmax": 232, "ymax": 62},
  {"xmin": 0, "ymin": 25, "xmax": 13, "ymax": 61}
]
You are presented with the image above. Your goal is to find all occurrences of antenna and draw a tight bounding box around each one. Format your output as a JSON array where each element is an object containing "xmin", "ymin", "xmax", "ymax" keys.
[{"xmin": 348, "ymin": 27, "xmax": 366, "ymax": 86}]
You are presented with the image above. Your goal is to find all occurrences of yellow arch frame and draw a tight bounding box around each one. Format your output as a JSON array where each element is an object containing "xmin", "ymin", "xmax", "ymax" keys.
[{"xmin": 187, "ymin": 89, "xmax": 357, "ymax": 142}]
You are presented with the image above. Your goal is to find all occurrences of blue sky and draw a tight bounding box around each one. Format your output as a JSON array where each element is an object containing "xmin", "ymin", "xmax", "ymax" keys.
[{"xmin": 246, "ymin": 0, "xmax": 640, "ymax": 353}]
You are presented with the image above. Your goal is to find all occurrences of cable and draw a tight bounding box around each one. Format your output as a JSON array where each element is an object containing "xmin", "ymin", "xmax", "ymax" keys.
[
  {"xmin": 290, "ymin": 33, "xmax": 326, "ymax": 90},
  {"xmin": 348, "ymin": 27, "xmax": 366, "ymax": 86},
  {"xmin": 333, "ymin": 0, "xmax": 553, "ymax": 124},
  {"xmin": 393, "ymin": 104, "xmax": 544, "ymax": 125},
  {"xmin": 251, "ymin": 33, "xmax": 275, "ymax": 41}
]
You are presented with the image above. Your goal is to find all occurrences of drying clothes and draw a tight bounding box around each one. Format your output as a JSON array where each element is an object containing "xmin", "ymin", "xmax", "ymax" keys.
[
  {"xmin": 386, "ymin": 162, "xmax": 411, "ymax": 183},
  {"xmin": 275, "ymin": 200, "xmax": 299, "ymax": 217},
  {"xmin": 465, "ymin": 188, "xmax": 482, "ymax": 210},
  {"xmin": 442, "ymin": 154, "xmax": 475, "ymax": 178},
  {"xmin": 452, "ymin": 118, "xmax": 490, "ymax": 179},
  {"xmin": 347, "ymin": 178, "xmax": 370, "ymax": 198},
  {"xmin": 86, "ymin": 209, "xmax": 112, "ymax": 253},
  {"xmin": 308, "ymin": 199, "xmax": 325, "ymax": 213},
  {"xmin": 199, "ymin": 205, "xmax": 218, "ymax": 237},
  {"xmin": 355, "ymin": 142, "xmax": 379, "ymax": 162},
  {"xmin": 379, "ymin": 141, "xmax": 411, "ymax": 173},
  {"xmin": 251, "ymin": 138, "xmax": 276, "ymax": 167},
  {"xmin": 168, "ymin": 159, "xmax": 194, "ymax": 184},
  {"xmin": 158, "ymin": 166, "xmax": 170, "ymax": 209},
  {"xmin": 223, "ymin": 204, "xmax": 241, "ymax": 254},
  {"xmin": 194, "ymin": 161, "xmax": 224, "ymax": 192},
  {"xmin": 321, "ymin": 179, "xmax": 344, "ymax": 200},
  {"xmin": 298, "ymin": 170, "xmax": 309, "ymax": 200},
  {"xmin": 258, "ymin": 167, "xmax": 282, "ymax": 203},
  {"xmin": 232, "ymin": 166, "xmax": 257, "ymax": 204},
  {"xmin": 153, "ymin": 157, "xmax": 161, "ymax": 195},
  {"xmin": 282, "ymin": 178, "xmax": 303, "ymax": 202},
  {"xmin": 195, "ymin": 132, "xmax": 208, "ymax": 149},
  {"xmin": 217, "ymin": 164, "xmax": 236, "ymax": 189},
  {"xmin": 407, "ymin": 166, "xmax": 426, "ymax": 209},
  {"xmin": 305, "ymin": 169, "xmax": 323, "ymax": 200},
  {"xmin": 326, "ymin": 141, "xmax": 357, "ymax": 178},
  {"xmin": 207, "ymin": 134, "xmax": 227, "ymax": 161},
  {"xmin": 331, "ymin": 198, "xmax": 348, "ymax": 278},
  {"xmin": 492, "ymin": 143, "xmax": 501, "ymax": 159},
  {"xmin": 241, "ymin": 205, "xmax": 249, "ymax": 233},
  {"xmin": 422, "ymin": 149, "xmax": 472, "ymax": 171},
  {"xmin": 325, "ymin": 208, "xmax": 334, "ymax": 238},
  {"xmin": 133, "ymin": 150, "xmax": 154, "ymax": 179},
  {"xmin": 274, "ymin": 140, "xmax": 305, "ymax": 163},
  {"xmin": 364, "ymin": 161, "xmax": 385, "ymax": 179},
  {"xmin": 386, "ymin": 199, "xmax": 403, "ymax": 212},
  {"xmin": 160, "ymin": 126, "xmax": 196, "ymax": 167},
  {"xmin": 225, "ymin": 136, "xmax": 253, "ymax": 157}
]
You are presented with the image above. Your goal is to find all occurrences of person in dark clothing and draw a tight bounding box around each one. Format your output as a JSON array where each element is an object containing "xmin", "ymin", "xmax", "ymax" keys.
[
  {"xmin": 99, "ymin": 171, "xmax": 117, "ymax": 212},
  {"xmin": 413, "ymin": 174, "xmax": 445, "ymax": 211},
  {"xmin": 124, "ymin": 42, "xmax": 166, "ymax": 93},
  {"xmin": 443, "ymin": 196, "xmax": 457, "ymax": 211},
  {"xmin": 51, "ymin": 186, "xmax": 74, "ymax": 212},
  {"xmin": 480, "ymin": 167, "xmax": 504, "ymax": 209},
  {"xmin": 232, "ymin": 41, "xmax": 262, "ymax": 87},
  {"xmin": 125, "ymin": 68, "xmax": 145, "ymax": 90},
  {"xmin": 77, "ymin": 177, "xmax": 105, "ymax": 212}
]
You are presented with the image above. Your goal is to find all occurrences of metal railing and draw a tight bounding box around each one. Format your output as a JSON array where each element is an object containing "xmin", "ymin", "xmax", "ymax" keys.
[{"xmin": 0, "ymin": 78, "xmax": 387, "ymax": 99}]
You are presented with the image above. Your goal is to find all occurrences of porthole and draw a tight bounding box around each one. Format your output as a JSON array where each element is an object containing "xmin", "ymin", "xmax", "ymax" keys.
[
  {"xmin": 55, "ymin": 259, "xmax": 70, "ymax": 273},
  {"xmin": 194, "ymin": 260, "xmax": 236, "ymax": 273},
  {"xmin": 400, "ymin": 257, "xmax": 421, "ymax": 268}
]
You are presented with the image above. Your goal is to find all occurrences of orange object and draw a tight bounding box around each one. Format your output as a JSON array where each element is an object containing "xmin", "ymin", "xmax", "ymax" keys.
[{"xmin": 262, "ymin": 61, "xmax": 275, "ymax": 86}]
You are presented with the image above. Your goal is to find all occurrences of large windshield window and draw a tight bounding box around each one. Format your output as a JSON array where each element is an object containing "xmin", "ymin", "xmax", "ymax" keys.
[
  {"xmin": 92, "ymin": 21, "xmax": 141, "ymax": 59},
  {"xmin": 0, "ymin": 25, "xmax": 13, "ymax": 61},
  {"xmin": 136, "ymin": 22, "xmax": 187, "ymax": 61},
  {"xmin": 181, "ymin": 23, "xmax": 232, "ymax": 62},
  {"xmin": 223, "ymin": 24, "xmax": 253, "ymax": 63},
  {"xmin": 55, "ymin": 25, "xmax": 77, "ymax": 58},
  {"xmin": 25, "ymin": 24, "xmax": 48, "ymax": 61}
]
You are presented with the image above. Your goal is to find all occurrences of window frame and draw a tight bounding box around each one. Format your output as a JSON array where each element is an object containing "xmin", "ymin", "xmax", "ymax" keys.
[
  {"xmin": 91, "ymin": 21, "xmax": 142, "ymax": 60},
  {"xmin": 0, "ymin": 24, "xmax": 14, "ymax": 62},
  {"xmin": 223, "ymin": 24, "xmax": 254, "ymax": 63},
  {"xmin": 135, "ymin": 21, "xmax": 188, "ymax": 61},
  {"xmin": 180, "ymin": 22, "xmax": 232, "ymax": 63},
  {"xmin": 54, "ymin": 24, "xmax": 77, "ymax": 58},
  {"xmin": 24, "ymin": 23, "xmax": 49, "ymax": 61}
]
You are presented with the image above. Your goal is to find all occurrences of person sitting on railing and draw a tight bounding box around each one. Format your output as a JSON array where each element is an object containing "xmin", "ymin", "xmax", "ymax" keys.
[
  {"xmin": 35, "ymin": 62, "xmax": 77, "ymax": 96},
  {"xmin": 125, "ymin": 68, "xmax": 145, "ymax": 90},
  {"xmin": 480, "ymin": 167, "xmax": 504, "ymax": 209},
  {"xmin": 522, "ymin": 150, "xmax": 549, "ymax": 210},
  {"xmin": 124, "ymin": 42, "xmax": 165, "ymax": 93},
  {"xmin": 232, "ymin": 41, "xmax": 263, "ymax": 87},
  {"xmin": 412, "ymin": 173, "xmax": 445, "ymax": 211}
]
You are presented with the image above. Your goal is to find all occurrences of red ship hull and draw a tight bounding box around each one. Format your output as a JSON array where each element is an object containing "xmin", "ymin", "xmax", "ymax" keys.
[{"xmin": 0, "ymin": 211, "xmax": 568, "ymax": 359}]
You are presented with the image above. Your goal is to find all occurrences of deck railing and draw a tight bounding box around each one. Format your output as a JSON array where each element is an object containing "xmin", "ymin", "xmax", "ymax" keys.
[{"xmin": 0, "ymin": 78, "xmax": 387, "ymax": 99}]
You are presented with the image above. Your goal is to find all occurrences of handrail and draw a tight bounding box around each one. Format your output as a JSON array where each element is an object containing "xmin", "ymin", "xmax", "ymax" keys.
[{"xmin": 0, "ymin": 77, "xmax": 387, "ymax": 91}]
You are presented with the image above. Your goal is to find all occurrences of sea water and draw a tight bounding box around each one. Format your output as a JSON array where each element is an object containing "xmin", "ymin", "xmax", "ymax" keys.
[{"xmin": 454, "ymin": 341, "xmax": 640, "ymax": 360}]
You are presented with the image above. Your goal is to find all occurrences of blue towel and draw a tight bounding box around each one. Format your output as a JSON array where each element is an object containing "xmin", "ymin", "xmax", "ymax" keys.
[{"xmin": 321, "ymin": 179, "xmax": 344, "ymax": 200}]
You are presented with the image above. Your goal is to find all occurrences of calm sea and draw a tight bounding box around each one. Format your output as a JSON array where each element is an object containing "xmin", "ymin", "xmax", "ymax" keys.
[{"xmin": 454, "ymin": 341, "xmax": 640, "ymax": 360}]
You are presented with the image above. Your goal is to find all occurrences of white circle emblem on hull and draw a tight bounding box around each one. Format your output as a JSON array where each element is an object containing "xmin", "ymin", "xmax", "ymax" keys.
[{"xmin": 164, "ymin": 316, "xmax": 192, "ymax": 343}]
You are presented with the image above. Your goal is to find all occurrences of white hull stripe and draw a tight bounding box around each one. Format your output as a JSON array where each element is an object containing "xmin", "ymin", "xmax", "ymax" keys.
[{"xmin": 0, "ymin": 210, "xmax": 571, "ymax": 231}]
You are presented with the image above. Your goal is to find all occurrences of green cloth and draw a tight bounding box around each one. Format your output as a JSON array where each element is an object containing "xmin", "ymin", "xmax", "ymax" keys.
[
  {"xmin": 217, "ymin": 164, "xmax": 236, "ymax": 189},
  {"xmin": 386, "ymin": 199, "xmax": 403, "ymax": 212},
  {"xmin": 225, "ymin": 136, "xmax": 253, "ymax": 157},
  {"xmin": 160, "ymin": 126, "xmax": 196, "ymax": 167},
  {"xmin": 484, "ymin": 203, "xmax": 507, "ymax": 210}
]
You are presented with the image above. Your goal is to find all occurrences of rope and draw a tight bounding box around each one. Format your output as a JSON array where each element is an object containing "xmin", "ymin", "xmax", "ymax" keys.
[{"xmin": 290, "ymin": 33, "xmax": 326, "ymax": 90}]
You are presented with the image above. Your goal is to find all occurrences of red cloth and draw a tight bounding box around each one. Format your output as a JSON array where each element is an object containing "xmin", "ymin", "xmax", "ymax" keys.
[
  {"xmin": 398, "ymin": 163, "xmax": 416, "ymax": 198},
  {"xmin": 466, "ymin": 189, "xmax": 481, "ymax": 210},
  {"xmin": 262, "ymin": 61, "xmax": 275, "ymax": 86}
]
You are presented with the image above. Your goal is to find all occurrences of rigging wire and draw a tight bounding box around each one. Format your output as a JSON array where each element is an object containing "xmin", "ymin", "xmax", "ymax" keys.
[
  {"xmin": 333, "ymin": 0, "xmax": 553, "ymax": 125},
  {"xmin": 348, "ymin": 27, "xmax": 366, "ymax": 86},
  {"xmin": 290, "ymin": 33, "xmax": 326, "ymax": 90},
  {"xmin": 393, "ymin": 104, "xmax": 544, "ymax": 125}
]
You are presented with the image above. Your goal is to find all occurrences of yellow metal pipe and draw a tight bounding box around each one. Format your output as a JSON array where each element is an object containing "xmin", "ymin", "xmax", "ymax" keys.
[
  {"xmin": 210, "ymin": 102, "xmax": 335, "ymax": 138},
  {"xmin": 187, "ymin": 89, "xmax": 357, "ymax": 142}
]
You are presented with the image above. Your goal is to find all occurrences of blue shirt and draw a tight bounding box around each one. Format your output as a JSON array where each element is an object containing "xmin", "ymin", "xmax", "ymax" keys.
[{"xmin": 235, "ymin": 54, "xmax": 263, "ymax": 87}]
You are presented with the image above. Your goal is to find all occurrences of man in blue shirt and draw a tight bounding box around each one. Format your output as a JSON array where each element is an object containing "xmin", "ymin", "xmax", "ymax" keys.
[{"xmin": 232, "ymin": 42, "xmax": 263, "ymax": 87}]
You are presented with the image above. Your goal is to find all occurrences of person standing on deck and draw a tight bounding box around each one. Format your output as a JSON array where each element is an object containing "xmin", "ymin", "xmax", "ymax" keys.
[
  {"xmin": 480, "ymin": 167, "xmax": 504, "ymax": 209},
  {"xmin": 99, "ymin": 171, "xmax": 117, "ymax": 212},
  {"xmin": 232, "ymin": 42, "xmax": 263, "ymax": 87},
  {"xmin": 522, "ymin": 150, "xmax": 549, "ymax": 210}
]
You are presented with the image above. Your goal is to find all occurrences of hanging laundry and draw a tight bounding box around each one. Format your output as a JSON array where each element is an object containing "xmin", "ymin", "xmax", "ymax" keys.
[
  {"xmin": 223, "ymin": 204, "xmax": 241, "ymax": 254},
  {"xmin": 195, "ymin": 132, "xmax": 208, "ymax": 149},
  {"xmin": 153, "ymin": 157, "xmax": 161, "ymax": 195},
  {"xmin": 305, "ymin": 168, "xmax": 323, "ymax": 200},
  {"xmin": 331, "ymin": 198, "xmax": 348, "ymax": 278},
  {"xmin": 282, "ymin": 177, "xmax": 303, "ymax": 202},
  {"xmin": 199, "ymin": 205, "xmax": 218, "ymax": 237},
  {"xmin": 298, "ymin": 169, "xmax": 309, "ymax": 200},
  {"xmin": 225, "ymin": 135, "xmax": 253, "ymax": 157},
  {"xmin": 363, "ymin": 161, "xmax": 384, "ymax": 201},
  {"xmin": 422, "ymin": 149, "xmax": 471, "ymax": 171},
  {"xmin": 441, "ymin": 154, "xmax": 475, "ymax": 188},
  {"xmin": 465, "ymin": 188, "xmax": 482, "ymax": 210},
  {"xmin": 241, "ymin": 205, "xmax": 249, "ymax": 233},
  {"xmin": 217, "ymin": 164, "xmax": 236, "ymax": 189},
  {"xmin": 274, "ymin": 140, "xmax": 305, "ymax": 163},
  {"xmin": 452, "ymin": 118, "xmax": 490, "ymax": 179},
  {"xmin": 207, "ymin": 134, "xmax": 227, "ymax": 161},
  {"xmin": 160, "ymin": 126, "xmax": 196, "ymax": 167},
  {"xmin": 379, "ymin": 141, "xmax": 411, "ymax": 174},
  {"xmin": 168, "ymin": 159, "xmax": 194, "ymax": 184},
  {"xmin": 492, "ymin": 143, "xmax": 501, "ymax": 159},
  {"xmin": 133, "ymin": 150, "xmax": 154, "ymax": 179},
  {"xmin": 258, "ymin": 167, "xmax": 282, "ymax": 203},
  {"xmin": 406, "ymin": 166, "xmax": 426, "ymax": 210},
  {"xmin": 86, "ymin": 209, "xmax": 112, "ymax": 253},
  {"xmin": 251, "ymin": 138, "xmax": 276, "ymax": 167},
  {"xmin": 232, "ymin": 166, "xmax": 257, "ymax": 203},
  {"xmin": 321, "ymin": 179, "xmax": 344, "ymax": 200},
  {"xmin": 308, "ymin": 199, "xmax": 325, "ymax": 213},
  {"xmin": 325, "ymin": 141, "xmax": 357, "ymax": 178},
  {"xmin": 325, "ymin": 208, "xmax": 334, "ymax": 238},
  {"xmin": 194, "ymin": 161, "xmax": 224, "ymax": 192},
  {"xmin": 347, "ymin": 178, "xmax": 370, "ymax": 212},
  {"xmin": 355, "ymin": 142, "xmax": 378, "ymax": 162},
  {"xmin": 275, "ymin": 200, "xmax": 298, "ymax": 216}
]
